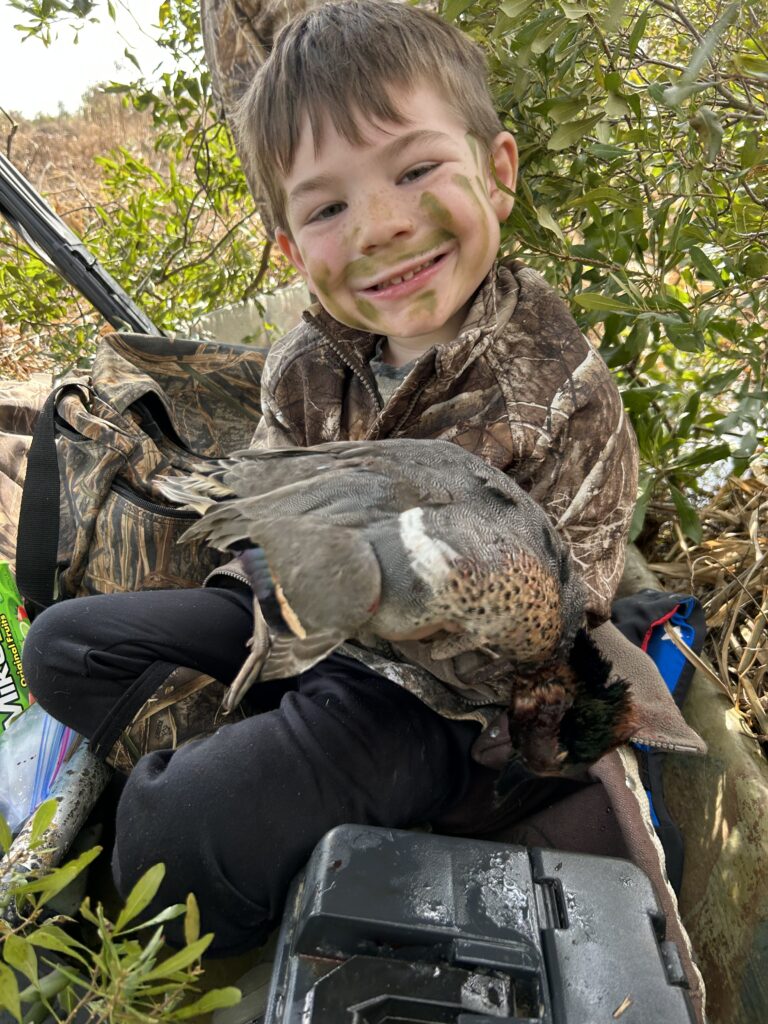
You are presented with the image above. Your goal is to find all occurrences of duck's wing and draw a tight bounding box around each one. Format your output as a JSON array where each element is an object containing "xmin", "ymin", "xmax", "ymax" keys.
[
  {"xmin": 202, "ymin": 513, "xmax": 382, "ymax": 638},
  {"xmin": 223, "ymin": 439, "xmax": 461, "ymax": 505}
]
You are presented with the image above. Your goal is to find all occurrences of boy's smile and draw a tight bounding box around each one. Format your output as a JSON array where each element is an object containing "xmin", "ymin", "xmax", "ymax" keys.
[{"xmin": 276, "ymin": 83, "xmax": 517, "ymax": 366}]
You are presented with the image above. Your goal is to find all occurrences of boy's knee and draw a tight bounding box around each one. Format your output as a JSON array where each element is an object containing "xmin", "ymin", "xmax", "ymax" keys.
[
  {"xmin": 112, "ymin": 749, "xmax": 275, "ymax": 952},
  {"xmin": 21, "ymin": 605, "xmax": 79, "ymax": 709}
]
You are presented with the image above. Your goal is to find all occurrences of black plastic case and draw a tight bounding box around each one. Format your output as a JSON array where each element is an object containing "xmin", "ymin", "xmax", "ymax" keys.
[{"xmin": 263, "ymin": 824, "xmax": 695, "ymax": 1023}]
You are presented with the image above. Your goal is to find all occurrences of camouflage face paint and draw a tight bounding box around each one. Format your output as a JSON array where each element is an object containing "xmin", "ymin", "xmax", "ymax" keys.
[
  {"xmin": 310, "ymin": 262, "xmax": 370, "ymax": 331},
  {"xmin": 410, "ymin": 289, "xmax": 437, "ymax": 315},
  {"xmin": 418, "ymin": 193, "xmax": 457, "ymax": 235},
  {"xmin": 355, "ymin": 298, "xmax": 380, "ymax": 322},
  {"xmin": 344, "ymin": 229, "xmax": 455, "ymax": 284},
  {"xmin": 453, "ymin": 173, "xmax": 491, "ymax": 253},
  {"xmin": 465, "ymin": 134, "xmax": 487, "ymax": 176}
]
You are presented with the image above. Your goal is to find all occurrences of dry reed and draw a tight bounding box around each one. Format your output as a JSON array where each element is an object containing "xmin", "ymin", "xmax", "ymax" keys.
[{"xmin": 648, "ymin": 467, "xmax": 768, "ymax": 754}]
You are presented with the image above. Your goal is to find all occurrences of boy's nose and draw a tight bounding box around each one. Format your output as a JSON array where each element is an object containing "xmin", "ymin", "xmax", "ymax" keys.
[{"xmin": 355, "ymin": 197, "xmax": 414, "ymax": 254}]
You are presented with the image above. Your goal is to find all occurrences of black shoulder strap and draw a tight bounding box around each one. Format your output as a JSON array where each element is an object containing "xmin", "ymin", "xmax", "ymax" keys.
[{"xmin": 15, "ymin": 383, "xmax": 86, "ymax": 616}]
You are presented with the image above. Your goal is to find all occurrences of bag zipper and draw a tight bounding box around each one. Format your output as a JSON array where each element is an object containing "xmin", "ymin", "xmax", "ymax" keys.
[{"xmin": 111, "ymin": 478, "xmax": 198, "ymax": 520}]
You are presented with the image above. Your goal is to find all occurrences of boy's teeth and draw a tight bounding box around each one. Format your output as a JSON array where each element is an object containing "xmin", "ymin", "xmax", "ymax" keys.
[{"xmin": 375, "ymin": 256, "xmax": 437, "ymax": 290}]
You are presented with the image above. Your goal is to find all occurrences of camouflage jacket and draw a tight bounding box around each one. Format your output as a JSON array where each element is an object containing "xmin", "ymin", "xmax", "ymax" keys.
[
  {"xmin": 253, "ymin": 259, "xmax": 638, "ymax": 622},
  {"xmin": 211, "ymin": 260, "xmax": 654, "ymax": 732}
]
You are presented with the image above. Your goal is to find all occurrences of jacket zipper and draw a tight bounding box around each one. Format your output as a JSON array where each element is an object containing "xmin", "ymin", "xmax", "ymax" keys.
[
  {"xmin": 391, "ymin": 383, "xmax": 429, "ymax": 436},
  {"xmin": 631, "ymin": 736, "xmax": 703, "ymax": 754},
  {"xmin": 111, "ymin": 478, "xmax": 198, "ymax": 520},
  {"xmin": 322, "ymin": 336, "xmax": 382, "ymax": 412},
  {"xmin": 321, "ymin": 332, "xmax": 432, "ymax": 437},
  {"xmin": 203, "ymin": 564, "xmax": 250, "ymax": 588}
]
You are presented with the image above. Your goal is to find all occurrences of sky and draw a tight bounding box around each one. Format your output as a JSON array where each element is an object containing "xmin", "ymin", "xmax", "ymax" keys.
[{"xmin": 0, "ymin": 0, "xmax": 175, "ymax": 118}]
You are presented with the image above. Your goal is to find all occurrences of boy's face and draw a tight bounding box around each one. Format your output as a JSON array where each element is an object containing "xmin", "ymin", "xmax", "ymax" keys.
[{"xmin": 276, "ymin": 82, "xmax": 518, "ymax": 361}]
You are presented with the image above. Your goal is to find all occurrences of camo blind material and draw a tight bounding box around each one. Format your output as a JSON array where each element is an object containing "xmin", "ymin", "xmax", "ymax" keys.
[
  {"xmin": 7, "ymin": 333, "xmax": 266, "ymax": 604},
  {"xmin": 0, "ymin": 376, "xmax": 50, "ymax": 570}
]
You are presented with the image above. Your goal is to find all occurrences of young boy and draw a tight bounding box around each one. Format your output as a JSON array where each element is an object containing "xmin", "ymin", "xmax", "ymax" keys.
[{"xmin": 23, "ymin": 2, "xmax": 700, "ymax": 990}]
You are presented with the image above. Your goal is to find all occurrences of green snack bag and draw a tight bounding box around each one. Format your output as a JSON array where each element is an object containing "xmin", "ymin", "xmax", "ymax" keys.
[{"xmin": 0, "ymin": 562, "xmax": 31, "ymax": 730}]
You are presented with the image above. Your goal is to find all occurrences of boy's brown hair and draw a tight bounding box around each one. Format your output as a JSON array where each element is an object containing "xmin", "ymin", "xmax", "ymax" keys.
[{"xmin": 235, "ymin": 0, "xmax": 503, "ymax": 233}]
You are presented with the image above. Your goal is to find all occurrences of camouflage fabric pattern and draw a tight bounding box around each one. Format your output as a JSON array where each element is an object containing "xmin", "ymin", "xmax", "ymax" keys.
[
  {"xmin": 246, "ymin": 260, "xmax": 639, "ymax": 727},
  {"xmin": 9, "ymin": 333, "xmax": 266, "ymax": 602},
  {"xmin": 0, "ymin": 376, "xmax": 51, "ymax": 570},
  {"xmin": 106, "ymin": 667, "xmax": 245, "ymax": 774}
]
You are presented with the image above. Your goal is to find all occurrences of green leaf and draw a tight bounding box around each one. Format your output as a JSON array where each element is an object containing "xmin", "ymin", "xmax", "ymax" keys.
[
  {"xmin": 0, "ymin": 962, "xmax": 21, "ymax": 1023},
  {"xmin": 171, "ymin": 986, "xmax": 243, "ymax": 1019},
  {"xmin": 184, "ymin": 893, "xmax": 200, "ymax": 947},
  {"xmin": 141, "ymin": 934, "xmax": 213, "ymax": 981},
  {"xmin": 501, "ymin": 0, "xmax": 536, "ymax": 17},
  {"xmin": 605, "ymin": 92, "xmax": 631, "ymax": 117},
  {"xmin": 743, "ymin": 253, "xmax": 768, "ymax": 279},
  {"xmin": 564, "ymin": 186, "xmax": 635, "ymax": 209},
  {"xmin": 2, "ymin": 936, "xmax": 37, "ymax": 987},
  {"xmin": 680, "ymin": 2, "xmax": 739, "ymax": 85},
  {"xmin": 123, "ymin": 46, "xmax": 142, "ymax": 72},
  {"xmin": 661, "ymin": 82, "xmax": 708, "ymax": 107},
  {"xmin": 628, "ymin": 10, "xmax": 649, "ymax": 57},
  {"xmin": 27, "ymin": 924, "xmax": 89, "ymax": 965},
  {"xmin": 690, "ymin": 107, "xmax": 724, "ymax": 163},
  {"xmin": 118, "ymin": 904, "xmax": 186, "ymax": 935},
  {"xmin": 621, "ymin": 385, "xmax": 666, "ymax": 412},
  {"xmin": 560, "ymin": 3, "xmax": 588, "ymax": 20},
  {"xmin": 531, "ymin": 22, "xmax": 566, "ymax": 56},
  {"xmin": 535, "ymin": 205, "xmax": 565, "ymax": 241},
  {"xmin": 573, "ymin": 292, "xmax": 633, "ymax": 313},
  {"xmin": 546, "ymin": 98, "xmax": 587, "ymax": 124},
  {"xmin": 677, "ymin": 393, "xmax": 700, "ymax": 439},
  {"xmin": 605, "ymin": 320, "xmax": 650, "ymax": 368},
  {"xmin": 78, "ymin": 896, "xmax": 100, "ymax": 927},
  {"xmin": 18, "ymin": 846, "xmax": 101, "ymax": 904},
  {"xmin": 629, "ymin": 477, "xmax": 654, "ymax": 543},
  {"xmin": 670, "ymin": 485, "xmax": 703, "ymax": 544},
  {"xmin": 29, "ymin": 799, "xmax": 58, "ymax": 846},
  {"xmin": 442, "ymin": 0, "xmax": 476, "ymax": 21},
  {"xmin": 668, "ymin": 443, "xmax": 731, "ymax": 471},
  {"xmin": 688, "ymin": 246, "xmax": 724, "ymax": 286},
  {"xmin": 547, "ymin": 114, "xmax": 605, "ymax": 151},
  {"xmin": 0, "ymin": 813, "xmax": 12, "ymax": 855},
  {"xmin": 114, "ymin": 862, "xmax": 166, "ymax": 933},
  {"xmin": 733, "ymin": 53, "xmax": 768, "ymax": 80},
  {"xmin": 603, "ymin": 0, "xmax": 625, "ymax": 33}
]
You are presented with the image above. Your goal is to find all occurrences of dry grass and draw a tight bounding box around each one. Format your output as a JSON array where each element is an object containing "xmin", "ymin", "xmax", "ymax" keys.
[
  {"xmin": 648, "ymin": 468, "xmax": 768, "ymax": 753},
  {"xmin": 3, "ymin": 93, "xmax": 157, "ymax": 218},
  {"xmin": 0, "ymin": 94, "xmax": 160, "ymax": 382}
]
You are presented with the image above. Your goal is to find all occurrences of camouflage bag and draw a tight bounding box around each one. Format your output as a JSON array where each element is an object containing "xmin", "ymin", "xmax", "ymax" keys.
[{"xmin": 14, "ymin": 332, "xmax": 266, "ymax": 613}]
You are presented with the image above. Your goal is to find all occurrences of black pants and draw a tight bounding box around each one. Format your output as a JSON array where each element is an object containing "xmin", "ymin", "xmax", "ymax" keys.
[{"xmin": 23, "ymin": 587, "xmax": 479, "ymax": 953}]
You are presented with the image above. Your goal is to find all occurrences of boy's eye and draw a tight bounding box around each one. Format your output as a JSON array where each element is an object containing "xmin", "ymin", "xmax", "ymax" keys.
[
  {"xmin": 399, "ymin": 163, "xmax": 438, "ymax": 184},
  {"xmin": 308, "ymin": 201, "xmax": 346, "ymax": 224}
]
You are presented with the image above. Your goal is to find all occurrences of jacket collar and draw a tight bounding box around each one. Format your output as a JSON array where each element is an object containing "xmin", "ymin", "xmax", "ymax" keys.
[{"xmin": 302, "ymin": 259, "xmax": 522, "ymax": 383}]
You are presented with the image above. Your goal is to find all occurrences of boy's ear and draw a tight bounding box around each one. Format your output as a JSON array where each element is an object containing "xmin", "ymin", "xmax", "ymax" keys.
[
  {"xmin": 275, "ymin": 228, "xmax": 309, "ymax": 279},
  {"xmin": 488, "ymin": 131, "xmax": 518, "ymax": 222}
]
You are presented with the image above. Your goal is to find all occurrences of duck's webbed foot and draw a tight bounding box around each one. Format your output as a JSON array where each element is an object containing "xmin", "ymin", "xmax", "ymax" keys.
[{"xmin": 222, "ymin": 596, "xmax": 273, "ymax": 713}]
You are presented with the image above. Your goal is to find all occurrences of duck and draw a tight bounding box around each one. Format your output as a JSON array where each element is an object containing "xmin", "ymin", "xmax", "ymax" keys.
[{"xmin": 159, "ymin": 438, "xmax": 634, "ymax": 771}]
